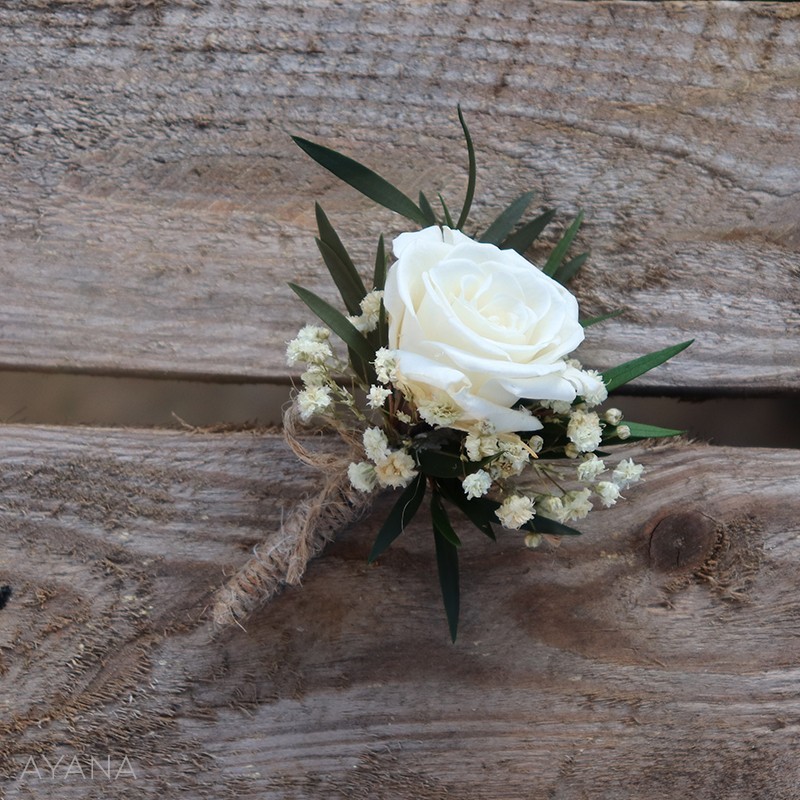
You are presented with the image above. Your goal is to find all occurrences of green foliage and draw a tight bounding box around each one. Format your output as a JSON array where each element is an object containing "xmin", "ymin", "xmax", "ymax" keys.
[
  {"xmin": 543, "ymin": 211, "xmax": 584, "ymax": 277},
  {"xmin": 603, "ymin": 421, "xmax": 685, "ymax": 443},
  {"xmin": 602, "ymin": 340, "xmax": 694, "ymax": 393},
  {"xmin": 502, "ymin": 208, "xmax": 556, "ymax": 254},
  {"xmin": 581, "ymin": 309, "xmax": 623, "ymax": 328},
  {"xmin": 292, "ymin": 135, "xmax": 428, "ymax": 226},
  {"xmin": 315, "ymin": 204, "xmax": 366, "ymax": 314},
  {"xmin": 432, "ymin": 494, "xmax": 461, "ymax": 642},
  {"xmin": 455, "ymin": 105, "xmax": 477, "ymax": 231},
  {"xmin": 480, "ymin": 191, "xmax": 536, "ymax": 245},
  {"xmin": 367, "ymin": 473, "xmax": 426, "ymax": 563}
]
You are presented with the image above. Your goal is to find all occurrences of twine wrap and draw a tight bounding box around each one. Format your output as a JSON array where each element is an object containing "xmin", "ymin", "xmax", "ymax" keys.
[{"xmin": 212, "ymin": 404, "xmax": 371, "ymax": 628}]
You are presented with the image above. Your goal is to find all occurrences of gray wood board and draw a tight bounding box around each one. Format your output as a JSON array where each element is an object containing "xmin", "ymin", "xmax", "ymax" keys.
[
  {"xmin": 2, "ymin": 1, "xmax": 799, "ymax": 391},
  {"xmin": 2, "ymin": 425, "xmax": 800, "ymax": 797}
]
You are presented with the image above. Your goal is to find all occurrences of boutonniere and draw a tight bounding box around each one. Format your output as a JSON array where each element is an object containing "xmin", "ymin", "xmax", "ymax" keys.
[{"xmin": 213, "ymin": 108, "xmax": 691, "ymax": 640}]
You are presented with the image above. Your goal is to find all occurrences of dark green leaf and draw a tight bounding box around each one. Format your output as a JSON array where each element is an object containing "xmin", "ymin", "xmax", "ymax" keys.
[
  {"xmin": 292, "ymin": 135, "xmax": 427, "ymax": 226},
  {"xmin": 368, "ymin": 474, "xmax": 426, "ymax": 563},
  {"xmin": 581, "ymin": 309, "xmax": 624, "ymax": 328},
  {"xmin": 543, "ymin": 211, "xmax": 584, "ymax": 277},
  {"xmin": 522, "ymin": 516, "xmax": 583, "ymax": 537},
  {"xmin": 439, "ymin": 193, "xmax": 455, "ymax": 228},
  {"xmin": 418, "ymin": 191, "xmax": 437, "ymax": 226},
  {"xmin": 315, "ymin": 238, "xmax": 365, "ymax": 316},
  {"xmin": 288, "ymin": 283, "xmax": 375, "ymax": 364},
  {"xmin": 602, "ymin": 340, "xmax": 694, "ymax": 393},
  {"xmin": 416, "ymin": 449, "xmax": 468, "ymax": 479},
  {"xmin": 432, "ymin": 500, "xmax": 461, "ymax": 643},
  {"xmin": 431, "ymin": 492, "xmax": 462, "ymax": 548},
  {"xmin": 603, "ymin": 421, "xmax": 685, "ymax": 442},
  {"xmin": 479, "ymin": 191, "xmax": 536, "ymax": 245},
  {"xmin": 501, "ymin": 208, "xmax": 556, "ymax": 254},
  {"xmin": 373, "ymin": 234, "xmax": 387, "ymax": 291},
  {"xmin": 553, "ymin": 251, "xmax": 589, "ymax": 286},
  {"xmin": 315, "ymin": 204, "xmax": 366, "ymax": 314},
  {"xmin": 437, "ymin": 480, "xmax": 496, "ymax": 540},
  {"xmin": 455, "ymin": 105, "xmax": 476, "ymax": 231}
]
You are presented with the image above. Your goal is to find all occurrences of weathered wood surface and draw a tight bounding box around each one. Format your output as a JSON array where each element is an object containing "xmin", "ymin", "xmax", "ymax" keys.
[
  {"xmin": 2, "ymin": 0, "xmax": 800, "ymax": 391},
  {"xmin": 3, "ymin": 426, "xmax": 800, "ymax": 798}
]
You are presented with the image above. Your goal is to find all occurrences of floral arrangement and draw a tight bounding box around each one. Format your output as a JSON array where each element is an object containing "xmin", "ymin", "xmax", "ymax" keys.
[{"xmin": 213, "ymin": 109, "xmax": 691, "ymax": 640}]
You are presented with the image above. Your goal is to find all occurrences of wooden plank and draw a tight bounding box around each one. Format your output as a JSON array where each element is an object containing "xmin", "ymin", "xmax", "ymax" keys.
[
  {"xmin": 3, "ymin": 425, "xmax": 800, "ymax": 797},
  {"xmin": 1, "ymin": 1, "xmax": 799, "ymax": 391}
]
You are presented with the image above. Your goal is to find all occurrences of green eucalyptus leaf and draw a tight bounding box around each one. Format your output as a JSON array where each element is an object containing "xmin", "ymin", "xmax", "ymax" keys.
[
  {"xmin": 544, "ymin": 211, "xmax": 584, "ymax": 277},
  {"xmin": 439, "ymin": 193, "xmax": 455, "ymax": 228},
  {"xmin": 602, "ymin": 340, "xmax": 694, "ymax": 393},
  {"xmin": 581, "ymin": 309, "xmax": 624, "ymax": 328},
  {"xmin": 501, "ymin": 208, "xmax": 556, "ymax": 254},
  {"xmin": 368, "ymin": 473, "xmax": 426, "ymax": 563},
  {"xmin": 315, "ymin": 238, "xmax": 366, "ymax": 317},
  {"xmin": 455, "ymin": 105, "xmax": 476, "ymax": 231},
  {"xmin": 604, "ymin": 421, "xmax": 685, "ymax": 442},
  {"xmin": 553, "ymin": 251, "xmax": 589, "ymax": 286},
  {"xmin": 480, "ymin": 191, "xmax": 536, "ymax": 245},
  {"xmin": 288, "ymin": 283, "xmax": 375, "ymax": 364},
  {"xmin": 432, "ymin": 498, "xmax": 461, "ymax": 643},
  {"xmin": 418, "ymin": 190, "xmax": 438, "ymax": 226},
  {"xmin": 292, "ymin": 136, "xmax": 427, "ymax": 226}
]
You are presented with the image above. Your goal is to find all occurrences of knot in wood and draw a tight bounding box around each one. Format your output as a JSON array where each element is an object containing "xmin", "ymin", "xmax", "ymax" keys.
[{"xmin": 648, "ymin": 511, "xmax": 716, "ymax": 573}]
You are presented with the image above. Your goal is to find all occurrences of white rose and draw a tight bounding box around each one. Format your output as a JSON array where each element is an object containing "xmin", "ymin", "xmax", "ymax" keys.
[{"xmin": 384, "ymin": 226, "xmax": 602, "ymax": 433}]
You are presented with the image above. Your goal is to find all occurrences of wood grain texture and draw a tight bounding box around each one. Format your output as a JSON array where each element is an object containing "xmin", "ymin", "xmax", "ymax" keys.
[
  {"xmin": 2, "ymin": 425, "xmax": 800, "ymax": 798},
  {"xmin": 2, "ymin": 1, "xmax": 799, "ymax": 391}
]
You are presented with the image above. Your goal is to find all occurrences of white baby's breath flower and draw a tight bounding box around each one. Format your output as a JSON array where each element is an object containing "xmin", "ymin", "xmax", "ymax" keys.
[
  {"xmin": 603, "ymin": 408, "xmax": 623, "ymax": 425},
  {"xmin": 567, "ymin": 409, "xmax": 603, "ymax": 453},
  {"xmin": 528, "ymin": 435, "xmax": 544, "ymax": 454},
  {"xmin": 576, "ymin": 453, "xmax": 606, "ymax": 482},
  {"xmin": 464, "ymin": 432, "xmax": 500, "ymax": 462},
  {"xmin": 373, "ymin": 348, "xmax": 399, "ymax": 384},
  {"xmin": 395, "ymin": 410, "xmax": 412, "ymax": 424},
  {"xmin": 595, "ymin": 481, "xmax": 621, "ymax": 508},
  {"xmin": 366, "ymin": 385, "xmax": 392, "ymax": 409},
  {"xmin": 524, "ymin": 533, "xmax": 543, "ymax": 549},
  {"xmin": 488, "ymin": 435, "xmax": 530, "ymax": 478},
  {"xmin": 363, "ymin": 426, "xmax": 391, "ymax": 463},
  {"xmin": 616, "ymin": 424, "xmax": 631, "ymax": 440},
  {"xmin": 562, "ymin": 488, "xmax": 593, "ymax": 521},
  {"xmin": 358, "ymin": 290, "xmax": 384, "ymax": 333},
  {"xmin": 564, "ymin": 442, "xmax": 581, "ymax": 459},
  {"xmin": 348, "ymin": 461, "xmax": 377, "ymax": 493},
  {"xmin": 580, "ymin": 370, "xmax": 608, "ymax": 408},
  {"xmin": 286, "ymin": 336, "xmax": 333, "ymax": 367},
  {"xmin": 298, "ymin": 324, "xmax": 330, "ymax": 342},
  {"xmin": 346, "ymin": 314, "xmax": 371, "ymax": 333},
  {"xmin": 541, "ymin": 399, "xmax": 573, "ymax": 415},
  {"xmin": 296, "ymin": 385, "xmax": 332, "ymax": 421},
  {"xmin": 300, "ymin": 364, "xmax": 328, "ymax": 387},
  {"xmin": 374, "ymin": 450, "xmax": 417, "ymax": 488},
  {"xmin": 499, "ymin": 435, "xmax": 529, "ymax": 466},
  {"xmin": 462, "ymin": 469, "xmax": 492, "ymax": 500},
  {"xmin": 537, "ymin": 494, "xmax": 566, "ymax": 522},
  {"xmin": 613, "ymin": 458, "xmax": 644, "ymax": 489},
  {"xmin": 495, "ymin": 495, "xmax": 535, "ymax": 529},
  {"xmin": 417, "ymin": 399, "xmax": 460, "ymax": 427}
]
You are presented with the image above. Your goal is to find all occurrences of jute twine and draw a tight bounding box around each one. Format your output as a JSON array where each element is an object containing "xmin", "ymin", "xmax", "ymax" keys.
[{"xmin": 212, "ymin": 403, "xmax": 370, "ymax": 628}]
